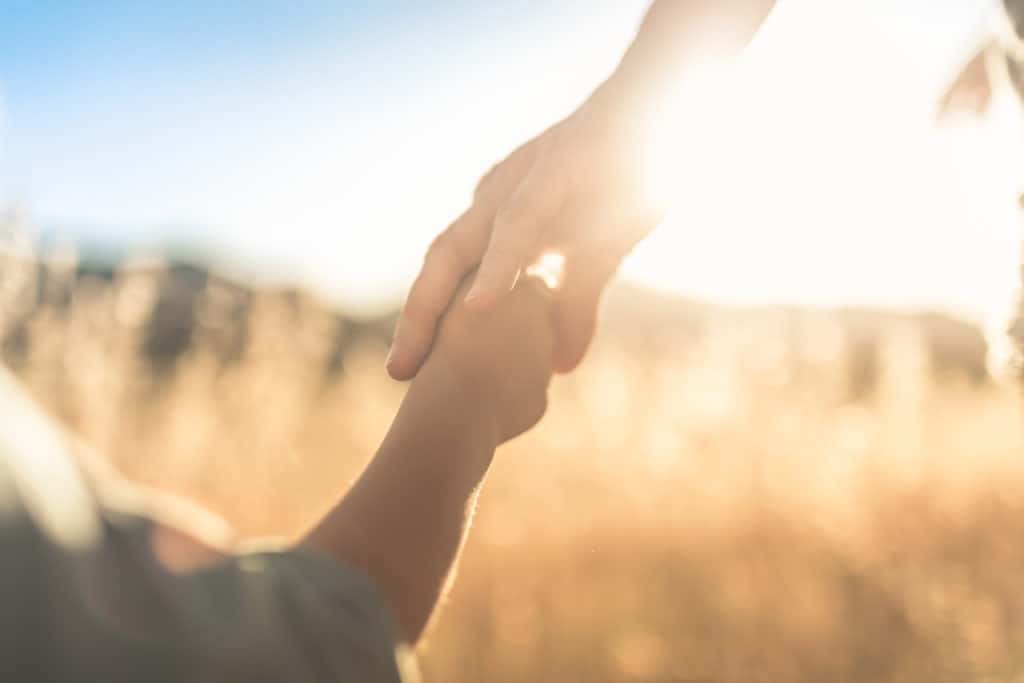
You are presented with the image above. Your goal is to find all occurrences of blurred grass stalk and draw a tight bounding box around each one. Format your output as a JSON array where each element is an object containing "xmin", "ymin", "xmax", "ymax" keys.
[{"xmin": 3, "ymin": 231, "xmax": 1024, "ymax": 681}]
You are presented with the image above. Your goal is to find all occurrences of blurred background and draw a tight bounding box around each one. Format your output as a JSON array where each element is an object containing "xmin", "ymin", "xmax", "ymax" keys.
[{"xmin": 3, "ymin": 1, "xmax": 1024, "ymax": 681}]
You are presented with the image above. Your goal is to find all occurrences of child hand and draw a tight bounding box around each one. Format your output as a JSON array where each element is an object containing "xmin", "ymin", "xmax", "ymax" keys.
[{"xmin": 421, "ymin": 272, "xmax": 555, "ymax": 443}]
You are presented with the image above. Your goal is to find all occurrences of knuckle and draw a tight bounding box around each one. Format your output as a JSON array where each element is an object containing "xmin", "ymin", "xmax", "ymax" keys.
[
  {"xmin": 429, "ymin": 222, "xmax": 481, "ymax": 271},
  {"xmin": 425, "ymin": 232, "xmax": 457, "ymax": 267},
  {"xmin": 475, "ymin": 137, "xmax": 544, "ymax": 204},
  {"xmin": 474, "ymin": 166, "xmax": 502, "ymax": 203}
]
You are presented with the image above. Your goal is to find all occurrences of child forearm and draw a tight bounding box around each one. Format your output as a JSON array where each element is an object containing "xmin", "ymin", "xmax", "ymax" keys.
[
  {"xmin": 301, "ymin": 356, "xmax": 499, "ymax": 644},
  {"xmin": 304, "ymin": 275, "xmax": 554, "ymax": 644}
]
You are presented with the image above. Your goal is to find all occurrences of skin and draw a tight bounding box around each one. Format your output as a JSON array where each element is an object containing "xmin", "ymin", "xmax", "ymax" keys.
[
  {"xmin": 302, "ymin": 275, "xmax": 555, "ymax": 642},
  {"xmin": 386, "ymin": 0, "xmax": 778, "ymax": 381},
  {"xmin": 151, "ymin": 0, "xmax": 780, "ymax": 646},
  {"xmin": 150, "ymin": 275, "xmax": 554, "ymax": 645},
  {"xmin": 154, "ymin": 0, "xmax": 782, "ymax": 648},
  {"xmin": 153, "ymin": 0, "xmax": 1024, "ymax": 654}
]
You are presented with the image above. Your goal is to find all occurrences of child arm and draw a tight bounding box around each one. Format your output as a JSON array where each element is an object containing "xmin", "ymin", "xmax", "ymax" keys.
[{"xmin": 302, "ymin": 276, "xmax": 554, "ymax": 643}]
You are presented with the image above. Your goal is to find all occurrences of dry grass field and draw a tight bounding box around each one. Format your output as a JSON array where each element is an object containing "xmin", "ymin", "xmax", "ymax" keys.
[{"xmin": 3, "ymin": 247, "xmax": 1024, "ymax": 682}]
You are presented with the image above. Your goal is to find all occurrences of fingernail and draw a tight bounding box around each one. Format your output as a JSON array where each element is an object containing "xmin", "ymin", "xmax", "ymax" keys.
[{"xmin": 385, "ymin": 343, "xmax": 398, "ymax": 370}]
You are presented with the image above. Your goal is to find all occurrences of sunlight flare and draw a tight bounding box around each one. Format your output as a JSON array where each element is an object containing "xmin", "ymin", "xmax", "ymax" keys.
[{"xmin": 525, "ymin": 251, "xmax": 566, "ymax": 290}]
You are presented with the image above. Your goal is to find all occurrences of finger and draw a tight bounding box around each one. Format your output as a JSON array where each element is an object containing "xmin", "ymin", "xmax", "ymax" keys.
[
  {"xmin": 386, "ymin": 209, "xmax": 489, "ymax": 380},
  {"xmin": 386, "ymin": 134, "xmax": 553, "ymax": 380},
  {"xmin": 551, "ymin": 251, "xmax": 621, "ymax": 374},
  {"xmin": 464, "ymin": 162, "xmax": 568, "ymax": 309},
  {"xmin": 517, "ymin": 269, "xmax": 558, "ymax": 308},
  {"xmin": 551, "ymin": 280, "xmax": 603, "ymax": 374}
]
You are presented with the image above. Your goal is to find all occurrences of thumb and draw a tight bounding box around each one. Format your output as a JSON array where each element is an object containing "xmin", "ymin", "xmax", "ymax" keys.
[{"xmin": 551, "ymin": 256, "xmax": 618, "ymax": 374}]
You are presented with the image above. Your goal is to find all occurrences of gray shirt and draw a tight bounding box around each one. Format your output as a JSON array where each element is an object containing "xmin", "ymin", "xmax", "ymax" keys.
[{"xmin": 0, "ymin": 369, "xmax": 416, "ymax": 682}]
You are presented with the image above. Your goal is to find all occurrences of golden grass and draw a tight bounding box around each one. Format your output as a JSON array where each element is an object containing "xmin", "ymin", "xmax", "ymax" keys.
[{"xmin": 4, "ymin": 255, "xmax": 1024, "ymax": 682}]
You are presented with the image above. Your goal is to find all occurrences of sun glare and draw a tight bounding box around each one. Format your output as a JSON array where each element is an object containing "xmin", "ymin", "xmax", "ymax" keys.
[
  {"xmin": 637, "ymin": 58, "xmax": 736, "ymax": 214},
  {"xmin": 625, "ymin": 7, "xmax": 1021, "ymax": 323},
  {"xmin": 525, "ymin": 251, "xmax": 566, "ymax": 290}
]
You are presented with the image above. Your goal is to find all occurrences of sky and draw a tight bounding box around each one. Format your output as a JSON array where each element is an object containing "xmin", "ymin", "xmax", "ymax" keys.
[{"xmin": 1, "ymin": 0, "xmax": 1022, "ymax": 321}]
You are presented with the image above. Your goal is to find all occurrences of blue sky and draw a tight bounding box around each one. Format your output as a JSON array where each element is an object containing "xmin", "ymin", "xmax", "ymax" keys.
[
  {"xmin": 1, "ymin": 1, "xmax": 646, "ymax": 299},
  {"xmin": 1, "ymin": 1, "xmax": 1020, "ymax": 319}
]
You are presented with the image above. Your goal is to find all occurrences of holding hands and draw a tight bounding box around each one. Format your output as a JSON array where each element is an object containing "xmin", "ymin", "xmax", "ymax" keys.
[
  {"xmin": 311, "ymin": 0, "xmax": 778, "ymax": 648},
  {"xmin": 386, "ymin": 82, "xmax": 663, "ymax": 383},
  {"xmin": 387, "ymin": 0, "xmax": 778, "ymax": 385},
  {"xmin": 415, "ymin": 271, "xmax": 557, "ymax": 444}
]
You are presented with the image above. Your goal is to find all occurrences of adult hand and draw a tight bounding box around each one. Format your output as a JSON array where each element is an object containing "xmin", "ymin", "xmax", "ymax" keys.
[{"xmin": 386, "ymin": 86, "xmax": 664, "ymax": 381}]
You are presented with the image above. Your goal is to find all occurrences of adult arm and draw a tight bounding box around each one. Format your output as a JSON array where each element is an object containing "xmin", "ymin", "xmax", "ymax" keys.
[{"xmin": 387, "ymin": 0, "xmax": 777, "ymax": 381}]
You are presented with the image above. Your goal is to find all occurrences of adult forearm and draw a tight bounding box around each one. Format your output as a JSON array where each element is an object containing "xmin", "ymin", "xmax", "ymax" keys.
[
  {"xmin": 599, "ymin": 0, "xmax": 777, "ymax": 108},
  {"xmin": 301, "ymin": 360, "xmax": 498, "ymax": 644}
]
